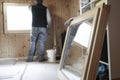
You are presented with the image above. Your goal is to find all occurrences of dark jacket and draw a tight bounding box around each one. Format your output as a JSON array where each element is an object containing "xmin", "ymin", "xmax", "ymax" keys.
[{"xmin": 32, "ymin": 4, "xmax": 47, "ymax": 28}]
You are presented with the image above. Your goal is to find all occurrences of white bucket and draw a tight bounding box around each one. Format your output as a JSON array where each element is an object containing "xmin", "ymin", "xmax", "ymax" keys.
[{"xmin": 46, "ymin": 49, "xmax": 56, "ymax": 62}]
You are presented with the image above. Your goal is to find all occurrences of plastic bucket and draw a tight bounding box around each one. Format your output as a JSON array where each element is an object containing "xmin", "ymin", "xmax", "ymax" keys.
[{"xmin": 46, "ymin": 49, "xmax": 56, "ymax": 62}]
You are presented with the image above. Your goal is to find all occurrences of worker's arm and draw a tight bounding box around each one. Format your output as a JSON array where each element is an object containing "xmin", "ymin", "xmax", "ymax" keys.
[{"xmin": 47, "ymin": 8, "xmax": 52, "ymax": 28}]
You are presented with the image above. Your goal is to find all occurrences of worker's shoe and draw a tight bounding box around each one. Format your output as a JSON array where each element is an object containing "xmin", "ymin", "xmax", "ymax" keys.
[
  {"xmin": 26, "ymin": 59, "xmax": 33, "ymax": 62},
  {"xmin": 39, "ymin": 58, "xmax": 47, "ymax": 62}
]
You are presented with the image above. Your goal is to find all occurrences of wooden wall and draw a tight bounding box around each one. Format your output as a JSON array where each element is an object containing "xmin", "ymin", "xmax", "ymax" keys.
[
  {"xmin": 0, "ymin": 0, "xmax": 35, "ymax": 58},
  {"xmin": 0, "ymin": 0, "xmax": 80, "ymax": 58}
]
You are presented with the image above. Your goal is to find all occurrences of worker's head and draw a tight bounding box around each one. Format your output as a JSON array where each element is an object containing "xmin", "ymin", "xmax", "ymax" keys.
[{"xmin": 36, "ymin": 0, "xmax": 44, "ymax": 4}]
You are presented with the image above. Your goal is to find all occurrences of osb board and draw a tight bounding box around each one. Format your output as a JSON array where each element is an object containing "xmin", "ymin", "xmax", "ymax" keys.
[{"xmin": 0, "ymin": 0, "xmax": 79, "ymax": 58}]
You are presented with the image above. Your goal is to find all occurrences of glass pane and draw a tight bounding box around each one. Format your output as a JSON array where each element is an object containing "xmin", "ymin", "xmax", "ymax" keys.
[
  {"xmin": 82, "ymin": 4, "xmax": 91, "ymax": 13},
  {"xmin": 7, "ymin": 6, "xmax": 32, "ymax": 30},
  {"xmin": 3, "ymin": 3, "xmax": 32, "ymax": 33},
  {"xmin": 62, "ymin": 17, "xmax": 94, "ymax": 79}
]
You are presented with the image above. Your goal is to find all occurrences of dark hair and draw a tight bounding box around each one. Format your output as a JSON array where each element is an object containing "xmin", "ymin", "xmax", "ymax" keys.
[{"xmin": 37, "ymin": 0, "xmax": 43, "ymax": 4}]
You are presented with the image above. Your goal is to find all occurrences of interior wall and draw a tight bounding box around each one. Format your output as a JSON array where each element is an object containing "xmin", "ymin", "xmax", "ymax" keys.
[
  {"xmin": 0, "ymin": 0, "xmax": 39, "ymax": 58},
  {"xmin": 0, "ymin": 0, "xmax": 77, "ymax": 58},
  {"xmin": 68, "ymin": 0, "xmax": 80, "ymax": 17},
  {"xmin": 108, "ymin": 0, "xmax": 120, "ymax": 79}
]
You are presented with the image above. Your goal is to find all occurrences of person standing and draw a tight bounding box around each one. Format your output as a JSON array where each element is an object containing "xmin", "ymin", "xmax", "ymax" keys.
[{"xmin": 27, "ymin": 0, "xmax": 51, "ymax": 62}]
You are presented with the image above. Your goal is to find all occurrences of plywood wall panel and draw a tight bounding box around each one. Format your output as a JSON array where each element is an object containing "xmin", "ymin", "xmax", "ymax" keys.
[
  {"xmin": 44, "ymin": 0, "xmax": 71, "ymax": 56},
  {"xmin": 0, "ymin": 3, "xmax": 3, "ymax": 34},
  {"xmin": 0, "ymin": 34, "xmax": 30, "ymax": 58},
  {"xmin": 68, "ymin": 0, "xmax": 80, "ymax": 17}
]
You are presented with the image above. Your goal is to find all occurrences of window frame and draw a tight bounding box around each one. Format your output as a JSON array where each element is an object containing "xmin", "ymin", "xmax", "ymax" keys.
[
  {"xmin": 57, "ymin": 4, "xmax": 110, "ymax": 80},
  {"xmin": 3, "ymin": 3, "xmax": 32, "ymax": 34}
]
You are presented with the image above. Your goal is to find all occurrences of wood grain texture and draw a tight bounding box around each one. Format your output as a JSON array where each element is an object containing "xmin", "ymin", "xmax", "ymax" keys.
[{"xmin": 0, "ymin": 0, "xmax": 80, "ymax": 58}]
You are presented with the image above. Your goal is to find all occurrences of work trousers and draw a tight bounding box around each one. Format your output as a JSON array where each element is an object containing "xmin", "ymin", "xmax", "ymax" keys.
[{"xmin": 28, "ymin": 27, "xmax": 47, "ymax": 60}]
